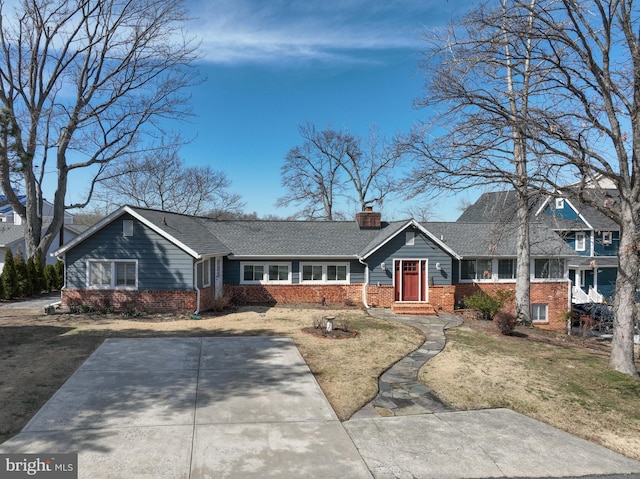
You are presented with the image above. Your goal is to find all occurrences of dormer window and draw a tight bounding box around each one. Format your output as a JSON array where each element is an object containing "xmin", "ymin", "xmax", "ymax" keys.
[{"xmin": 555, "ymin": 198, "xmax": 565, "ymax": 209}]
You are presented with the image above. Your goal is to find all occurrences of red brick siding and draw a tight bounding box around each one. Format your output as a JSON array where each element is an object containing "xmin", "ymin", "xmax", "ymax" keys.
[
  {"xmin": 223, "ymin": 284, "xmax": 363, "ymax": 305},
  {"xmin": 62, "ymin": 289, "xmax": 198, "ymax": 313},
  {"xmin": 454, "ymin": 281, "xmax": 570, "ymax": 331}
]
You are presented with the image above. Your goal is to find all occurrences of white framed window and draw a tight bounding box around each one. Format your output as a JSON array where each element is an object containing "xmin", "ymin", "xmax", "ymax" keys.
[
  {"xmin": 405, "ymin": 232, "xmax": 415, "ymax": 246},
  {"xmin": 602, "ymin": 231, "xmax": 613, "ymax": 246},
  {"xmin": 300, "ymin": 263, "xmax": 350, "ymax": 284},
  {"xmin": 241, "ymin": 262, "xmax": 291, "ymax": 284},
  {"xmin": 302, "ymin": 264, "xmax": 323, "ymax": 282},
  {"xmin": 88, "ymin": 260, "xmax": 137, "ymax": 289},
  {"xmin": 460, "ymin": 259, "xmax": 493, "ymax": 280},
  {"xmin": 555, "ymin": 198, "xmax": 565, "ymax": 209},
  {"xmin": 498, "ymin": 259, "xmax": 516, "ymax": 279},
  {"xmin": 123, "ymin": 220, "xmax": 133, "ymax": 237},
  {"xmin": 575, "ymin": 232, "xmax": 586, "ymax": 251},
  {"xmin": 197, "ymin": 259, "xmax": 211, "ymax": 287},
  {"xmin": 531, "ymin": 304, "xmax": 548, "ymax": 322},
  {"xmin": 534, "ymin": 258, "xmax": 565, "ymax": 279}
]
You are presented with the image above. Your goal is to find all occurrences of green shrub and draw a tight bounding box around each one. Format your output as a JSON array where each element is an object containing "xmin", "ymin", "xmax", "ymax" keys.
[
  {"xmin": 54, "ymin": 260, "xmax": 64, "ymax": 289},
  {"xmin": 2, "ymin": 249, "xmax": 17, "ymax": 299},
  {"xmin": 43, "ymin": 264, "xmax": 56, "ymax": 291},
  {"xmin": 14, "ymin": 252, "xmax": 30, "ymax": 297},
  {"xmin": 463, "ymin": 289, "xmax": 514, "ymax": 320}
]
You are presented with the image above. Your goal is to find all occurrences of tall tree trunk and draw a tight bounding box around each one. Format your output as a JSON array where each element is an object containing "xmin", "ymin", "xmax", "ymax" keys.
[
  {"xmin": 514, "ymin": 134, "xmax": 531, "ymax": 325},
  {"xmin": 610, "ymin": 202, "xmax": 639, "ymax": 376}
]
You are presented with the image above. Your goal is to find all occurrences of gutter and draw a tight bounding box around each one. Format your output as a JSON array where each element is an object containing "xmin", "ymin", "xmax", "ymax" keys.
[
  {"xmin": 358, "ymin": 257, "xmax": 370, "ymax": 309},
  {"xmin": 194, "ymin": 263, "xmax": 201, "ymax": 314}
]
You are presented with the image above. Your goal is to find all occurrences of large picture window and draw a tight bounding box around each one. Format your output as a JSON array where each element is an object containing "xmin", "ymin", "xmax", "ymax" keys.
[
  {"xmin": 461, "ymin": 259, "xmax": 492, "ymax": 280},
  {"xmin": 534, "ymin": 259, "xmax": 565, "ymax": 279},
  {"xmin": 88, "ymin": 260, "xmax": 137, "ymax": 289},
  {"xmin": 300, "ymin": 263, "xmax": 350, "ymax": 284}
]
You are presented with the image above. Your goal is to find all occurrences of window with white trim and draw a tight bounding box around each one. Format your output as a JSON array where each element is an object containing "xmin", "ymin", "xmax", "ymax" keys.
[
  {"xmin": 531, "ymin": 304, "xmax": 548, "ymax": 322},
  {"xmin": 300, "ymin": 263, "xmax": 349, "ymax": 283},
  {"xmin": 302, "ymin": 264, "xmax": 323, "ymax": 282},
  {"xmin": 602, "ymin": 231, "xmax": 613, "ymax": 246},
  {"xmin": 241, "ymin": 262, "xmax": 291, "ymax": 284},
  {"xmin": 498, "ymin": 259, "xmax": 516, "ymax": 279},
  {"xmin": 197, "ymin": 259, "xmax": 211, "ymax": 287},
  {"xmin": 268, "ymin": 264, "xmax": 289, "ymax": 281},
  {"xmin": 534, "ymin": 258, "xmax": 564, "ymax": 279},
  {"xmin": 461, "ymin": 259, "xmax": 492, "ymax": 280},
  {"xmin": 243, "ymin": 264, "xmax": 264, "ymax": 282},
  {"xmin": 88, "ymin": 260, "xmax": 137, "ymax": 289},
  {"xmin": 575, "ymin": 232, "xmax": 586, "ymax": 251},
  {"xmin": 555, "ymin": 198, "xmax": 564, "ymax": 209}
]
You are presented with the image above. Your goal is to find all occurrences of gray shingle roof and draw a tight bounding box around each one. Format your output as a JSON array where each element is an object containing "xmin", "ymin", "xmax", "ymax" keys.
[
  {"xmin": 199, "ymin": 219, "xmax": 411, "ymax": 258},
  {"xmin": 460, "ymin": 189, "xmax": 619, "ymax": 232},
  {"xmin": 424, "ymin": 222, "xmax": 577, "ymax": 258},
  {"xmin": 0, "ymin": 222, "xmax": 88, "ymax": 247},
  {"xmin": 0, "ymin": 224, "xmax": 26, "ymax": 246},
  {"xmin": 130, "ymin": 207, "xmax": 231, "ymax": 257}
]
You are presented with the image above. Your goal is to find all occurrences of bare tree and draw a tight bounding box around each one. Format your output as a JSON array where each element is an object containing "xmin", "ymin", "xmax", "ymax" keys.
[
  {"xmin": 519, "ymin": 0, "xmax": 640, "ymax": 376},
  {"xmin": 341, "ymin": 126, "xmax": 405, "ymax": 211},
  {"xmin": 277, "ymin": 123, "xmax": 350, "ymax": 220},
  {"xmin": 96, "ymin": 146, "xmax": 244, "ymax": 216},
  {"xmin": 408, "ymin": 0, "xmax": 543, "ymax": 325},
  {"xmin": 278, "ymin": 122, "xmax": 404, "ymax": 219},
  {"xmin": 0, "ymin": 0, "xmax": 199, "ymax": 263}
]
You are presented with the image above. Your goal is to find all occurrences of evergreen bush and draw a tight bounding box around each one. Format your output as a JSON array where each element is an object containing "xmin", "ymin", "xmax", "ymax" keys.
[
  {"xmin": 2, "ymin": 249, "xmax": 18, "ymax": 299},
  {"xmin": 15, "ymin": 252, "xmax": 30, "ymax": 297}
]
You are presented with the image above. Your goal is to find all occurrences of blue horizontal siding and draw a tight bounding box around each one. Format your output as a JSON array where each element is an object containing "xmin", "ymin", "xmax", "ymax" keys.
[
  {"xmin": 65, "ymin": 213, "xmax": 194, "ymax": 290},
  {"xmin": 367, "ymin": 227, "xmax": 453, "ymax": 286}
]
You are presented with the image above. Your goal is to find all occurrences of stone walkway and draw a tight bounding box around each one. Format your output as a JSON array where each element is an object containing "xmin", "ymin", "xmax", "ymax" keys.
[{"xmin": 351, "ymin": 308, "xmax": 463, "ymax": 419}]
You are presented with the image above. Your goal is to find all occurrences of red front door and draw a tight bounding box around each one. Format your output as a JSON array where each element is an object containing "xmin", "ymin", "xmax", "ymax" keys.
[{"xmin": 395, "ymin": 260, "xmax": 425, "ymax": 301}]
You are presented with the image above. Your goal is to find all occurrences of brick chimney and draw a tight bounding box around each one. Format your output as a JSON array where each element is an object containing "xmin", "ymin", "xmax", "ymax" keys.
[{"xmin": 356, "ymin": 206, "xmax": 382, "ymax": 229}]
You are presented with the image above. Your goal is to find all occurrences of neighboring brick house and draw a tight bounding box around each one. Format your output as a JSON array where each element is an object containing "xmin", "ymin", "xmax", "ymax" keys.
[{"xmin": 53, "ymin": 204, "xmax": 576, "ymax": 331}]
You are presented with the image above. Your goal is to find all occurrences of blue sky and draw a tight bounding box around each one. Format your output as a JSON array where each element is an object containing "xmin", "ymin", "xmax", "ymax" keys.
[{"xmin": 73, "ymin": 0, "xmax": 479, "ymax": 220}]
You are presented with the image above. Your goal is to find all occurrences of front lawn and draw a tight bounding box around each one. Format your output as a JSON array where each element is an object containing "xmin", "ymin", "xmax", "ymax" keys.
[{"xmin": 420, "ymin": 322, "xmax": 640, "ymax": 461}]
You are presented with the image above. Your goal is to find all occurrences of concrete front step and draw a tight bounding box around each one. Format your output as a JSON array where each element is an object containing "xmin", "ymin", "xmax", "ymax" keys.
[{"xmin": 391, "ymin": 302, "xmax": 437, "ymax": 316}]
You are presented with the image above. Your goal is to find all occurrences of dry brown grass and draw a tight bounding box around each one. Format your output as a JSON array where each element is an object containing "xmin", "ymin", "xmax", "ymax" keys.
[
  {"xmin": 0, "ymin": 305, "xmax": 424, "ymax": 443},
  {"xmin": 420, "ymin": 323, "xmax": 640, "ymax": 461}
]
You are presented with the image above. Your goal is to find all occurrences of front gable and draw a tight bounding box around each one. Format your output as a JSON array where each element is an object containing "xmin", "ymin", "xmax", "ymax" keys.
[
  {"xmin": 65, "ymin": 213, "xmax": 196, "ymax": 291},
  {"xmin": 365, "ymin": 223, "xmax": 457, "ymax": 288}
]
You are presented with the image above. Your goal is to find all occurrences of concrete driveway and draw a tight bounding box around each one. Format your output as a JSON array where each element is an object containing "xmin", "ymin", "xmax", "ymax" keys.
[
  {"xmin": 0, "ymin": 337, "xmax": 371, "ymax": 478},
  {"xmin": 2, "ymin": 337, "xmax": 639, "ymax": 478}
]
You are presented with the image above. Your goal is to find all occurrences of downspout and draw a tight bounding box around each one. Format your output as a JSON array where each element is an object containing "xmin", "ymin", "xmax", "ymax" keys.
[
  {"xmin": 358, "ymin": 257, "xmax": 370, "ymax": 309},
  {"xmin": 194, "ymin": 262, "xmax": 201, "ymax": 314}
]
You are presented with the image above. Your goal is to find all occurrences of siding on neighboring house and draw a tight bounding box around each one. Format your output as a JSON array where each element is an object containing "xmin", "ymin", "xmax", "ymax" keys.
[
  {"xmin": 367, "ymin": 227, "xmax": 454, "ymax": 287},
  {"xmin": 543, "ymin": 202, "xmax": 582, "ymax": 222},
  {"xmin": 593, "ymin": 230, "xmax": 619, "ymax": 256},
  {"xmin": 65, "ymin": 214, "xmax": 194, "ymax": 290}
]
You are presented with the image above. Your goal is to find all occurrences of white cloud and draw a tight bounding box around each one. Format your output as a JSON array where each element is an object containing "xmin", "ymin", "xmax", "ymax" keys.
[{"xmin": 187, "ymin": 0, "xmax": 447, "ymax": 64}]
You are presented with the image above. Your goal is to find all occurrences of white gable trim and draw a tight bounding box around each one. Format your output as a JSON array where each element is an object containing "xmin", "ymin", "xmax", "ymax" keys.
[
  {"xmin": 360, "ymin": 219, "xmax": 461, "ymax": 260},
  {"xmin": 52, "ymin": 206, "xmax": 202, "ymax": 259}
]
